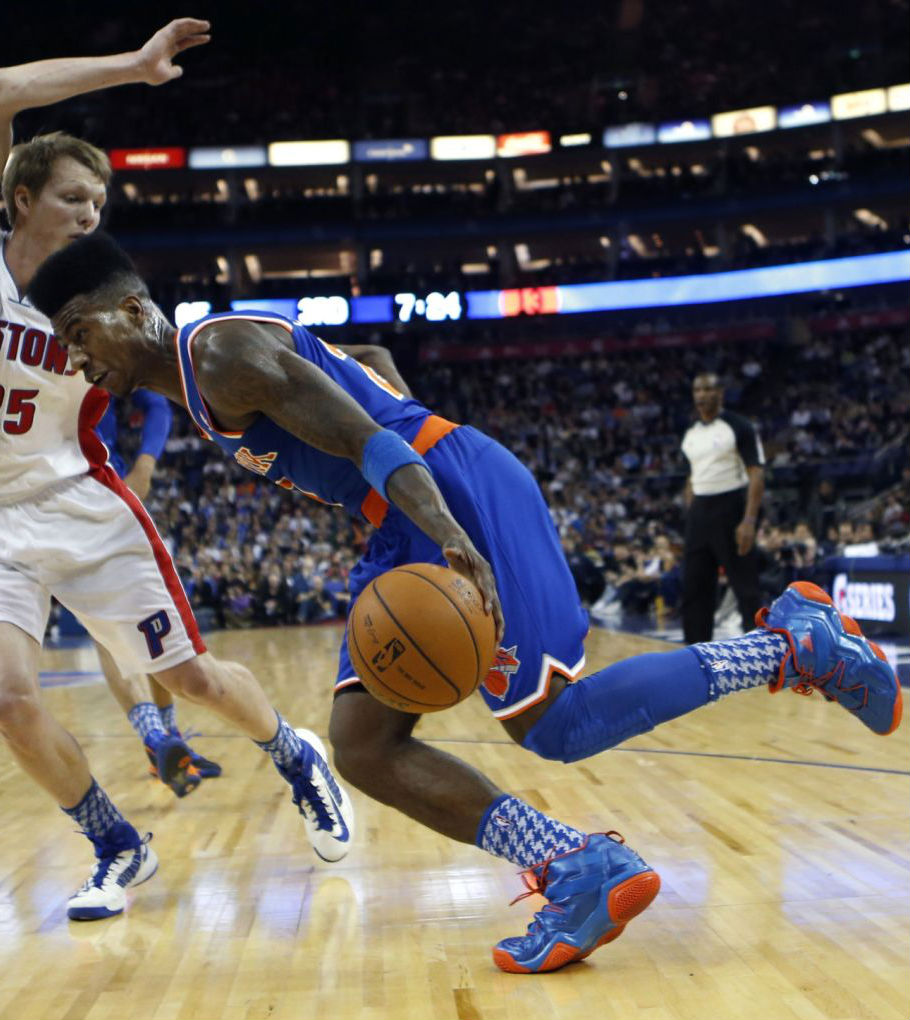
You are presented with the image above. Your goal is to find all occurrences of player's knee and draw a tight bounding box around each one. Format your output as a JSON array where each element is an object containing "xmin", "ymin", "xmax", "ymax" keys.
[
  {"xmin": 521, "ymin": 723, "xmax": 574, "ymax": 763},
  {"xmin": 157, "ymin": 656, "xmax": 219, "ymax": 704},
  {"xmin": 0, "ymin": 686, "xmax": 42, "ymax": 741},
  {"xmin": 519, "ymin": 688, "xmax": 582, "ymax": 764},
  {"xmin": 329, "ymin": 692, "xmax": 413, "ymax": 790}
]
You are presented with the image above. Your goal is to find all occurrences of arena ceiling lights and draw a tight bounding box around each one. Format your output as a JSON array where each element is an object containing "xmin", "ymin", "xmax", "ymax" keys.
[{"xmin": 114, "ymin": 82, "xmax": 910, "ymax": 174}]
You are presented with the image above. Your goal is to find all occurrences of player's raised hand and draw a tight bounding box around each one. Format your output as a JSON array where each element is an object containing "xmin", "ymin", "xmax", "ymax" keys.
[
  {"xmin": 443, "ymin": 538, "xmax": 505, "ymax": 643},
  {"xmin": 135, "ymin": 18, "xmax": 211, "ymax": 85}
]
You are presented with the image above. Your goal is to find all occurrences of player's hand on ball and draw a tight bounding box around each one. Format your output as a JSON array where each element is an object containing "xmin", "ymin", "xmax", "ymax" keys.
[
  {"xmin": 136, "ymin": 18, "xmax": 211, "ymax": 85},
  {"xmin": 443, "ymin": 537, "xmax": 504, "ymax": 642}
]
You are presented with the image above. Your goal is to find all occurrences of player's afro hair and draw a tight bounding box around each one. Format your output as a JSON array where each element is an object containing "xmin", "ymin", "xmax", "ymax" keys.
[{"xmin": 28, "ymin": 231, "xmax": 141, "ymax": 320}]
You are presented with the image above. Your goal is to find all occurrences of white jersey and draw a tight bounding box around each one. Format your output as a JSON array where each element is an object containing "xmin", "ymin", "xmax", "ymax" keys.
[{"xmin": 0, "ymin": 232, "xmax": 105, "ymax": 504}]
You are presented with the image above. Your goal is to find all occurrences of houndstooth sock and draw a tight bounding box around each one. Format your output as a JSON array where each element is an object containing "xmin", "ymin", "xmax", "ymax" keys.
[
  {"xmin": 62, "ymin": 779, "xmax": 138, "ymax": 851},
  {"xmin": 255, "ymin": 713, "xmax": 305, "ymax": 772},
  {"xmin": 476, "ymin": 794, "xmax": 586, "ymax": 867},
  {"xmin": 690, "ymin": 630, "xmax": 790, "ymax": 701},
  {"xmin": 128, "ymin": 701, "xmax": 168, "ymax": 749}
]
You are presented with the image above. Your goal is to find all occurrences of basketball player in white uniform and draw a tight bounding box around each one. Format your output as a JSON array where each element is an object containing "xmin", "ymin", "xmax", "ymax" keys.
[{"xmin": 0, "ymin": 20, "xmax": 353, "ymax": 923}]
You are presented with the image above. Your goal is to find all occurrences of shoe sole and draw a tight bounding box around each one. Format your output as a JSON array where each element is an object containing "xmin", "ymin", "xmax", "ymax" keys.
[
  {"xmin": 158, "ymin": 742, "xmax": 202, "ymax": 798},
  {"xmin": 492, "ymin": 869, "xmax": 661, "ymax": 974},
  {"xmin": 785, "ymin": 582, "xmax": 903, "ymax": 736}
]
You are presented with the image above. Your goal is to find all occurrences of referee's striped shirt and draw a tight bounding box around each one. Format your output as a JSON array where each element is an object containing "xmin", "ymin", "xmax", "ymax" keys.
[{"xmin": 681, "ymin": 411, "xmax": 765, "ymax": 496}]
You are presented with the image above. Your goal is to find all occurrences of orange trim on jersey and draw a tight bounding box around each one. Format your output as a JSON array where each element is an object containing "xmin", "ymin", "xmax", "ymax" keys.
[
  {"xmin": 493, "ymin": 654, "xmax": 587, "ymax": 721},
  {"xmin": 178, "ymin": 315, "xmax": 295, "ymax": 440},
  {"xmin": 358, "ymin": 415, "xmax": 459, "ymax": 527}
]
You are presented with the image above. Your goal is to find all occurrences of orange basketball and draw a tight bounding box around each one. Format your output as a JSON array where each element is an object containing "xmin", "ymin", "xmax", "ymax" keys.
[{"xmin": 347, "ymin": 563, "xmax": 497, "ymax": 713}]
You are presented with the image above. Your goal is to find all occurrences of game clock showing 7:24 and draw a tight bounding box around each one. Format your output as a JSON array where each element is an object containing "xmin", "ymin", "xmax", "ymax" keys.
[{"xmin": 393, "ymin": 291, "xmax": 463, "ymax": 323}]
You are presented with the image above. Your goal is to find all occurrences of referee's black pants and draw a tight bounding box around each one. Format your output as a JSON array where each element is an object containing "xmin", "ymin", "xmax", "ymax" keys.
[{"xmin": 682, "ymin": 487, "xmax": 762, "ymax": 644}]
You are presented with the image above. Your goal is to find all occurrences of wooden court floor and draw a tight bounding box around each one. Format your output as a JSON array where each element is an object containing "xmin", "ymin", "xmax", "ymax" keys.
[{"xmin": 1, "ymin": 624, "xmax": 907, "ymax": 1020}]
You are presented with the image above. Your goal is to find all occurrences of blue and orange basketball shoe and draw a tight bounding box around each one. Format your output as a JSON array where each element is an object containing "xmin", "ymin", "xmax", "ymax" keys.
[
  {"xmin": 144, "ymin": 733, "xmax": 202, "ymax": 798},
  {"xmin": 186, "ymin": 746, "xmax": 222, "ymax": 779},
  {"xmin": 493, "ymin": 832, "xmax": 660, "ymax": 973},
  {"xmin": 757, "ymin": 581, "xmax": 902, "ymax": 735}
]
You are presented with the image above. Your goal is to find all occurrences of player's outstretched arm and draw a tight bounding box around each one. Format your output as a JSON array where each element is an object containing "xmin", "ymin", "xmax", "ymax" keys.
[
  {"xmin": 194, "ymin": 322, "xmax": 504, "ymax": 639},
  {"xmin": 0, "ymin": 18, "xmax": 210, "ymax": 165}
]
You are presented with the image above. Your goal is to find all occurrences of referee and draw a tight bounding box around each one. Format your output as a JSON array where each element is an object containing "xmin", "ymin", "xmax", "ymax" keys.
[{"xmin": 681, "ymin": 372, "xmax": 765, "ymax": 643}]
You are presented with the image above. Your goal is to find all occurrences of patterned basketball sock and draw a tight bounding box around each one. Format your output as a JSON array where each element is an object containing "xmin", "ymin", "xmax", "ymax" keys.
[
  {"xmin": 476, "ymin": 794, "xmax": 586, "ymax": 868},
  {"xmin": 62, "ymin": 779, "xmax": 139, "ymax": 853},
  {"xmin": 159, "ymin": 703, "xmax": 178, "ymax": 735},
  {"xmin": 255, "ymin": 713, "xmax": 305, "ymax": 772},
  {"xmin": 128, "ymin": 702, "xmax": 168, "ymax": 750},
  {"xmin": 690, "ymin": 630, "xmax": 789, "ymax": 701}
]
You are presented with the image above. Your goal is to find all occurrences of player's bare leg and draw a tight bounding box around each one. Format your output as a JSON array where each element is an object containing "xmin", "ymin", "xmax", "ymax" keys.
[
  {"xmin": 97, "ymin": 644, "xmax": 221, "ymax": 787},
  {"xmin": 329, "ymin": 689, "xmax": 502, "ymax": 842},
  {"xmin": 329, "ymin": 686, "xmax": 657, "ymax": 973},
  {"xmin": 147, "ymin": 673, "xmax": 221, "ymax": 777},
  {"xmin": 149, "ymin": 675, "xmax": 173, "ymax": 711},
  {"xmin": 0, "ymin": 622, "xmax": 157, "ymax": 919},
  {"xmin": 154, "ymin": 653, "xmax": 354, "ymax": 860},
  {"xmin": 152, "ymin": 653, "xmax": 281, "ymax": 741},
  {"xmin": 0, "ymin": 623, "xmax": 94, "ymax": 805}
]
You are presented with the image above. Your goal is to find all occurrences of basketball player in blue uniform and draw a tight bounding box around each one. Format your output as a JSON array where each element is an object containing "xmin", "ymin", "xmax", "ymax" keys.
[
  {"xmin": 30, "ymin": 232, "xmax": 902, "ymax": 973},
  {"xmin": 95, "ymin": 390, "xmax": 222, "ymax": 786}
]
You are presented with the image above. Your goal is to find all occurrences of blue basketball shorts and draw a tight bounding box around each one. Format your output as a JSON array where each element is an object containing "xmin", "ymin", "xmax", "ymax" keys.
[{"xmin": 335, "ymin": 426, "xmax": 589, "ymax": 719}]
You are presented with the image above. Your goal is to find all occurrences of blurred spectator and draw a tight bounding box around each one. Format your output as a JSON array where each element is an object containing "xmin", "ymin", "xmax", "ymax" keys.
[{"xmin": 255, "ymin": 567, "xmax": 292, "ymax": 625}]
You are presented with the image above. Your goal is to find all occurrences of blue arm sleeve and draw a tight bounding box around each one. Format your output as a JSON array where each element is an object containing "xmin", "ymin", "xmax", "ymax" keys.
[
  {"xmin": 95, "ymin": 399, "xmax": 118, "ymax": 452},
  {"xmin": 132, "ymin": 389, "xmax": 173, "ymax": 460}
]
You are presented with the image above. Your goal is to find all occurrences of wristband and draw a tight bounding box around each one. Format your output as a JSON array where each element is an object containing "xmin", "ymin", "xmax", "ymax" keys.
[
  {"xmin": 361, "ymin": 429, "xmax": 427, "ymax": 500},
  {"xmin": 743, "ymin": 516, "xmax": 757, "ymax": 525}
]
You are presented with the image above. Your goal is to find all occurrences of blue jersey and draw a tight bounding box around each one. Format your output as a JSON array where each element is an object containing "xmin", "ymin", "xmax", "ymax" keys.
[
  {"xmin": 176, "ymin": 311, "xmax": 431, "ymax": 521},
  {"xmin": 95, "ymin": 388, "xmax": 173, "ymax": 478},
  {"xmin": 177, "ymin": 309, "xmax": 589, "ymax": 720}
]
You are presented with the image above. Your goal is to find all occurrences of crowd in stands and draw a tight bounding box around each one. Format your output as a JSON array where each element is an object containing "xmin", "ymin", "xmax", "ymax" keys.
[{"xmin": 101, "ymin": 314, "xmax": 907, "ymax": 634}]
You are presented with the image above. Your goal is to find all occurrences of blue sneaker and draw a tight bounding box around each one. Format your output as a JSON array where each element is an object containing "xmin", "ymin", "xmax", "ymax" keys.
[
  {"xmin": 757, "ymin": 581, "xmax": 902, "ymax": 736},
  {"xmin": 493, "ymin": 832, "xmax": 660, "ymax": 974},
  {"xmin": 144, "ymin": 733, "xmax": 202, "ymax": 798},
  {"xmin": 187, "ymin": 747, "xmax": 222, "ymax": 779},
  {"xmin": 67, "ymin": 827, "xmax": 158, "ymax": 921},
  {"xmin": 147, "ymin": 730, "xmax": 222, "ymax": 780},
  {"xmin": 275, "ymin": 728, "xmax": 354, "ymax": 862}
]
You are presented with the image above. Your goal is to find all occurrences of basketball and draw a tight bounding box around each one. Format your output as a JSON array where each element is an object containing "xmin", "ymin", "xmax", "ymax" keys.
[{"xmin": 347, "ymin": 563, "xmax": 497, "ymax": 713}]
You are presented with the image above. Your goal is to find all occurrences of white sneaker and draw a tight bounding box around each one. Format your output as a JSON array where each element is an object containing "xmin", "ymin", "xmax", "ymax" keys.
[
  {"xmin": 290, "ymin": 728, "xmax": 355, "ymax": 862},
  {"xmin": 67, "ymin": 835, "xmax": 159, "ymax": 921}
]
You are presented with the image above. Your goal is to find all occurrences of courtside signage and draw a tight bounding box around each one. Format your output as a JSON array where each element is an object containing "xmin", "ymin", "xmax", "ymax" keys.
[
  {"xmin": 831, "ymin": 88, "xmax": 888, "ymax": 120},
  {"xmin": 353, "ymin": 139, "xmax": 428, "ymax": 162},
  {"xmin": 268, "ymin": 140, "xmax": 351, "ymax": 166},
  {"xmin": 189, "ymin": 146, "xmax": 267, "ymax": 169},
  {"xmin": 430, "ymin": 135, "xmax": 496, "ymax": 160},
  {"xmin": 778, "ymin": 102, "xmax": 832, "ymax": 128},
  {"xmin": 712, "ymin": 105, "xmax": 776, "ymax": 137},
  {"xmin": 109, "ymin": 147, "xmax": 186, "ymax": 170}
]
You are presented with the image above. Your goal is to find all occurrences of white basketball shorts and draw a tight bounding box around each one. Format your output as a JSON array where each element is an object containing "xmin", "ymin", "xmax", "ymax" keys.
[{"xmin": 0, "ymin": 467, "xmax": 205, "ymax": 673}]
